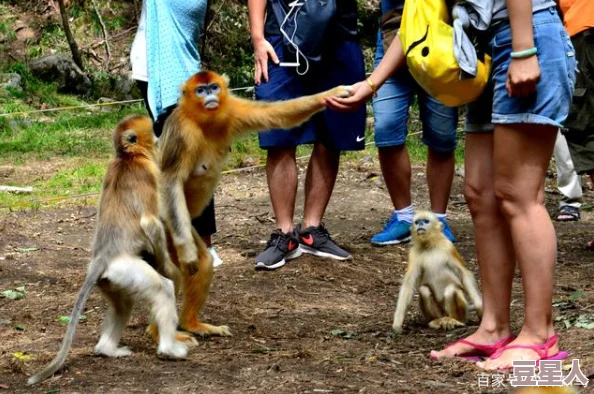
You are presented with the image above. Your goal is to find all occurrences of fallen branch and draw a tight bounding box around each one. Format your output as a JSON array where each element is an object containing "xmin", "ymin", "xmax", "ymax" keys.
[
  {"xmin": 90, "ymin": 0, "xmax": 111, "ymax": 69},
  {"xmin": 0, "ymin": 186, "xmax": 33, "ymax": 194}
]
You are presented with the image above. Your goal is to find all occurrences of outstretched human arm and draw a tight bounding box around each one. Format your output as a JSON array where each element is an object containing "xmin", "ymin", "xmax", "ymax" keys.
[
  {"xmin": 248, "ymin": 0, "xmax": 280, "ymax": 84},
  {"xmin": 505, "ymin": 0, "xmax": 540, "ymax": 97},
  {"xmin": 326, "ymin": 36, "xmax": 407, "ymax": 112}
]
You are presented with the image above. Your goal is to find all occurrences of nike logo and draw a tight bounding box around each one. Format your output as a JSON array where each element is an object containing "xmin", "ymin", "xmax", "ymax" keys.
[
  {"xmin": 356, "ymin": 135, "xmax": 365, "ymax": 142},
  {"xmin": 288, "ymin": 241, "xmax": 297, "ymax": 251},
  {"xmin": 301, "ymin": 234, "xmax": 314, "ymax": 246}
]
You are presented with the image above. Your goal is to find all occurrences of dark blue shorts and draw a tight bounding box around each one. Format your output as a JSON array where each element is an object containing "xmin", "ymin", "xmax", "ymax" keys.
[{"xmin": 255, "ymin": 35, "xmax": 367, "ymax": 151}]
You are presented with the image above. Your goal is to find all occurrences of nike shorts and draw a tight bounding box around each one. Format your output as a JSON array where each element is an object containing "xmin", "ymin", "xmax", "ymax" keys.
[{"xmin": 255, "ymin": 35, "xmax": 367, "ymax": 151}]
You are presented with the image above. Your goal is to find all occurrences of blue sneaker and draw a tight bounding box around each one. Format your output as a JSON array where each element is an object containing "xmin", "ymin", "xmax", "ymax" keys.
[
  {"xmin": 439, "ymin": 217, "xmax": 456, "ymax": 243},
  {"xmin": 371, "ymin": 212, "xmax": 412, "ymax": 245}
]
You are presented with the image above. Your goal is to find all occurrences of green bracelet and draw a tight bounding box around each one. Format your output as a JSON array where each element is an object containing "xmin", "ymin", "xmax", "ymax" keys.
[{"xmin": 510, "ymin": 47, "xmax": 538, "ymax": 59}]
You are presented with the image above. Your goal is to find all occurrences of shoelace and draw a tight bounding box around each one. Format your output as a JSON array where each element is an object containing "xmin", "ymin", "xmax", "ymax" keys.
[
  {"xmin": 311, "ymin": 223, "xmax": 331, "ymax": 242},
  {"xmin": 266, "ymin": 230, "xmax": 289, "ymax": 251}
]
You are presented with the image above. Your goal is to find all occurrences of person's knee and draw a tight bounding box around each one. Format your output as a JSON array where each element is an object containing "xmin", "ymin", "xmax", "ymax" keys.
[
  {"xmin": 267, "ymin": 146, "xmax": 297, "ymax": 163},
  {"xmin": 493, "ymin": 179, "xmax": 525, "ymax": 219},
  {"xmin": 464, "ymin": 178, "xmax": 495, "ymax": 216}
]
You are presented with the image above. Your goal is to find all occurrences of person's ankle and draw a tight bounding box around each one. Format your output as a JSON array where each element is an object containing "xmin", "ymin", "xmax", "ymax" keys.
[
  {"xmin": 475, "ymin": 321, "xmax": 512, "ymax": 339},
  {"xmin": 301, "ymin": 220, "xmax": 320, "ymax": 230},
  {"xmin": 278, "ymin": 224, "xmax": 294, "ymax": 233}
]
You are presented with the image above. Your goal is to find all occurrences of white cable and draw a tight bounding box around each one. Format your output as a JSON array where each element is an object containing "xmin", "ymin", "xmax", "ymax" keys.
[{"xmin": 278, "ymin": 0, "xmax": 310, "ymax": 75}]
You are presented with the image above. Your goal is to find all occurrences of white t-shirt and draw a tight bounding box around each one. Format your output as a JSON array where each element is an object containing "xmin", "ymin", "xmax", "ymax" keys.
[{"xmin": 130, "ymin": 1, "xmax": 148, "ymax": 82}]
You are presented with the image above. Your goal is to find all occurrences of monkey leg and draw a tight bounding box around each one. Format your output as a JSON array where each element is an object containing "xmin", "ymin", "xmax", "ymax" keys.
[
  {"xmin": 178, "ymin": 230, "xmax": 231, "ymax": 337},
  {"xmin": 95, "ymin": 287, "xmax": 134, "ymax": 357},
  {"xmin": 429, "ymin": 284, "xmax": 467, "ymax": 331},
  {"xmin": 100, "ymin": 256, "xmax": 189, "ymax": 359},
  {"xmin": 419, "ymin": 285, "xmax": 444, "ymax": 323}
]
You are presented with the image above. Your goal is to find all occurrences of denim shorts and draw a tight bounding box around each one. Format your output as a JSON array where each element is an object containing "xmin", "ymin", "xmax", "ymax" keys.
[
  {"xmin": 255, "ymin": 35, "xmax": 367, "ymax": 151},
  {"xmin": 372, "ymin": 32, "xmax": 458, "ymax": 152},
  {"xmin": 466, "ymin": 7, "xmax": 577, "ymax": 132}
]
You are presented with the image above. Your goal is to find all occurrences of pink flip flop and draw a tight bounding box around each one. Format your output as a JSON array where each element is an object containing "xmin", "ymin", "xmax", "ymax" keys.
[
  {"xmin": 431, "ymin": 335, "xmax": 516, "ymax": 362},
  {"xmin": 487, "ymin": 334, "xmax": 569, "ymax": 371}
]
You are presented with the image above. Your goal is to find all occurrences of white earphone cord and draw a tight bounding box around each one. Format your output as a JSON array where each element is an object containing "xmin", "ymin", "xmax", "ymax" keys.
[{"xmin": 279, "ymin": 1, "xmax": 310, "ymax": 75}]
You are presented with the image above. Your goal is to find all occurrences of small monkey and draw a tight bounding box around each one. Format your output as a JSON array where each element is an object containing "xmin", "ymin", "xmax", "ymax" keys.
[
  {"xmin": 392, "ymin": 211, "xmax": 483, "ymax": 333},
  {"xmin": 158, "ymin": 70, "xmax": 351, "ymax": 336},
  {"xmin": 28, "ymin": 115, "xmax": 194, "ymax": 386}
]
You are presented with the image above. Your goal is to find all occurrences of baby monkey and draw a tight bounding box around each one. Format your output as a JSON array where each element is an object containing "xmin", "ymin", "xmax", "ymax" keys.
[
  {"xmin": 28, "ymin": 115, "xmax": 193, "ymax": 386},
  {"xmin": 392, "ymin": 211, "xmax": 483, "ymax": 333}
]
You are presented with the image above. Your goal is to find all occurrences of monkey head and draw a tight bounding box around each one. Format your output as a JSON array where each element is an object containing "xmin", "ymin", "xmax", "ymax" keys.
[
  {"xmin": 411, "ymin": 211, "xmax": 443, "ymax": 242},
  {"xmin": 180, "ymin": 71, "xmax": 230, "ymax": 113},
  {"xmin": 114, "ymin": 115, "xmax": 156, "ymax": 158}
]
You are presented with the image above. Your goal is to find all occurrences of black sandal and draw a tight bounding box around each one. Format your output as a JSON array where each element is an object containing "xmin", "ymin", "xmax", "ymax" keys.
[{"xmin": 556, "ymin": 205, "xmax": 580, "ymax": 222}]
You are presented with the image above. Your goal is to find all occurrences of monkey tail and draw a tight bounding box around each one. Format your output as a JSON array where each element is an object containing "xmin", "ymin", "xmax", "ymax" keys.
[{"xmin": 27, "ymin": 258, "xmax": 106, "ymax": 385}]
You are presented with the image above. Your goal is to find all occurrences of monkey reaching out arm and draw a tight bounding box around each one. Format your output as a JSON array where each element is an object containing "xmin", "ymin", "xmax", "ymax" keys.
[
  {"xmin": 392, "ymin": 211, "xmax": 483, "ymax": 334},
  {"xmin": 157, "ymin": 71, "xmax": 350, "ymax": 336}
]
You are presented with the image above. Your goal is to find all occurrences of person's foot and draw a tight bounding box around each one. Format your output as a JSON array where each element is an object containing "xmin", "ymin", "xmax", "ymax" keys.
[
  {"xmin": 296, "ymin": 223, "xmax": 352, "ymax": 260},
  {"xmin": 370, "ymin": 212, "xmax": 412, "ymax": 245},
  {"xmin": 208, "ymin": 247, "xmax": 223, "ymax": 269},
  {"xmin": 430, "ymin": 329, "xmax": 514, "ymax": 360},
  {"xmin": 254, "ymin": 230, "xmax": 302, "ymax": 270},
  {"xmin": 438, "ymin": 217, "xmax": 456, "ymax": 243},
  {"xmin": 587, "ymin": 239, "xmax": 594, "ymax": 250},
  {"xmin": 476, "ymin": 333, "xmax": 564, "ymax": 371},
  {"xmin": 556, "ymin": 205, "xmax": 580, "ymax": 222}
]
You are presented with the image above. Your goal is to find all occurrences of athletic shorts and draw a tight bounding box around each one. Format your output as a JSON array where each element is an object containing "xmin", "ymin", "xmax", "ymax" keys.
[
  {"xmin": 372, "ymin": 32, "xmax": 458, "ymax": 152},
  {"xmin": 255, "ymin": 35, "xmax": 367, "ymax": 151},
  {"xmin": 465, "ymin": 7, "xmax": 577, "ymax": 132},
  {"xmin": 564, "ymin": 29, "xmax": 594, "ymax": 174}
]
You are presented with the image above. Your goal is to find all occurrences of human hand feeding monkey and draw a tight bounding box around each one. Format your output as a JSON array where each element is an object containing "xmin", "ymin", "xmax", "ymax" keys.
[
  {"xmin": 392, "ymin": 211, "xmax": 483, "ymax": 334},
  {"xmin": 27, "ymin": 115, "xmax": 195, "ymax": 386}
]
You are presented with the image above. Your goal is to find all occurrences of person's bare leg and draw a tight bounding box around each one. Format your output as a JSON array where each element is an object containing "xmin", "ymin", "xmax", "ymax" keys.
[
  {"xmin": 427, "ymin": 147, "xmax": 455, "ymax": 213},
  {"xmin": 200, "ymin": 235, "xmax": 212, "ymax": 248},
  {"xmin": 302, "ymin": 142, "xmax": 340, "ymax": 228},
  {"xmin": 478, "ymin": 124, "xmax": 559, "ymax": 370},
  {"xmin": 431, "ymin": 133, "xmax": 515, "ymax": 359},
  {"xmin": 378, "ymin": 145, "xmax": 412, "ymax": 210},
  {"xmin": 267, "ymin": 147, "xmax": 298, "ymax": 233}
]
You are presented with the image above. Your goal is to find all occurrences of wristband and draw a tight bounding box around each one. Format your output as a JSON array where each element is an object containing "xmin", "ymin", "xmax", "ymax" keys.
[
  {"xmin": 366, "ymin": 77, "xmax": 378, "ymax": 98},
  {"xmin": 510, "ymin": 47, "xmax": 537, "ymax": 59}
]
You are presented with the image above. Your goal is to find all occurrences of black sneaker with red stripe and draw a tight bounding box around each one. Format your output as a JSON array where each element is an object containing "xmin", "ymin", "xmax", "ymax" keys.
[
  {"xmin": 255, "ymin": 229, "xmax": 302, "ymax": 270},
  {"xmin": 296, "ymin": 223, "xmax": 352, "ymax": 260}
]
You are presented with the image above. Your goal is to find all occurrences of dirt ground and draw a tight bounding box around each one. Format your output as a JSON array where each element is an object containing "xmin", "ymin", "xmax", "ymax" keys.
[{"xmin": 1, "ymin": 160, "xmax": 594, "ymax": 394}]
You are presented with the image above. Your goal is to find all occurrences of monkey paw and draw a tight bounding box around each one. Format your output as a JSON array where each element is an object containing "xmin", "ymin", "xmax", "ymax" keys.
[
  {"xmin": 157, "ymin": 342, "xmax": 188, "ymax": 360},
  {"xmin": 183, "ymin": 322, "xmax": 232, "ymax": 337},
  {"xmin": 392, "ymin": 324, "xmax": 404, "ymax": 334},
  {"xmin": 94, "ymin": 345, "xmax": 133, "ymax": 358},
  {"xmin": 176, "ymin": 331, "xmax": 199, "ymax": 346},
  {"xmin": 333, "ymin": 85, "xmax": 353, "ymax": 98},
  {"xmin": 429, "ymin": 317, "xmax": 465, "ymax": 331}
]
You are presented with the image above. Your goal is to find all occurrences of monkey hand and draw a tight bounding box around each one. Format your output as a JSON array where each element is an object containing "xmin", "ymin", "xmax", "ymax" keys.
[{"xmin": 324, "ymin": 85, "xmax": 354, "ymax": 100}]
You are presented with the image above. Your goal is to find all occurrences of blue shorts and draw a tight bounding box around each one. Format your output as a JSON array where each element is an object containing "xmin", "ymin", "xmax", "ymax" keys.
[
  {"xmin": 466, "ymin": 7, "xmax": 577, "ymax": 132},
  {"xmin": 372, "ymin": 32, "xmax": 458, "ymax": 152},
  {"xmin": 255, "ymin": 35, "xmax": 367, "ymax": 151}
]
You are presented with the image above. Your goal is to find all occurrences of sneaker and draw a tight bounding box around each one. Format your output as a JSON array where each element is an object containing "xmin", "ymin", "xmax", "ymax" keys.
[
  {"xmin": 296, "ymin": 223, "xmax": 352, "ymax": 260},
  {"xmin": 208, "ymin": 247, "xmax": 222, "ymax": 269},
  {"xmin": 439, "ymin": 217, "xmax": 456, "ymax": 243},
  {"xmin": 254, "ymin": 230, "xmax": 302, "ymax": 270},
  {"xmin": 370, "ymin": 212, "xmax": 412, "ymax": 245}
]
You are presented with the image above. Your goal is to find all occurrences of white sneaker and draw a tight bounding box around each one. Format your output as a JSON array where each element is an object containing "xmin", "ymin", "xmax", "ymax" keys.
[{"xmin": 209, "ymin": 247, "xmax": 223, "ymax": 269}]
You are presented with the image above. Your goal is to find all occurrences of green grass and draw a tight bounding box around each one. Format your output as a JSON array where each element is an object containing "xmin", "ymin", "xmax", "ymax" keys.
[{"xmin": 0, "ymin": 80, "xmax": 465, "ymax": 211}]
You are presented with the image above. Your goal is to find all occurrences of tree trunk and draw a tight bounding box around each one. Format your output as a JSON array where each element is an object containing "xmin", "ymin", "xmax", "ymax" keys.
[{"xmin": 56, "ymin": 0, "xmax": 84, "ymax": 71}]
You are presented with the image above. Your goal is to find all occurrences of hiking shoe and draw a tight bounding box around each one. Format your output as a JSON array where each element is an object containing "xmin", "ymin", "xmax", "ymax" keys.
[
  {"xmin": 255, "ymin": 230, "xmax": 302, "ymax": 270},
  {"xmin": 296, "ymin": 223, "xmax": 352, "ymax": 260},
  {"xmin": 371, "ymin": 212, "xmax": 412, "ymax": 245},
  {"xmin": 439, "ymin": 217, "xmax": 456, "ymax": 243}
]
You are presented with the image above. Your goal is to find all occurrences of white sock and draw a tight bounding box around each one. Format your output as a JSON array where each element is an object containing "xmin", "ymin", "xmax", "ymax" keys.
[
  {"xmin": 433, "ymin": 212, "xmax": 447, "ymax": 220},
  {"xmin": 395, "ymin": 205, "xmax": 414, "ymax": 223}
]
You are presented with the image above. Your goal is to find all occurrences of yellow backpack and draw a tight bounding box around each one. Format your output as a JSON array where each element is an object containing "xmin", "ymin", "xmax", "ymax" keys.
[{"xmin": 398, "ymin": 0, "xmax": 491, "ymax": 107}]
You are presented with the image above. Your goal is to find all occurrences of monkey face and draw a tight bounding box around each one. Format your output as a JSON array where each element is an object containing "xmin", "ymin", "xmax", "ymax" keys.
[
  {"xmin": 182, "ymin": 71, "xmax": 230, "ymax": 113},
  {"xmin": 412, "ymin": 211, "xmax": 443, "ymax": 239},
  {"xmin": 195, "ymin": 83, "xmax": 221, "ymax": 110}
]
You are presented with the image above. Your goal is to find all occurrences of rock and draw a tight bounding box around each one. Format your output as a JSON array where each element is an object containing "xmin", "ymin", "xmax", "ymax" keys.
[
  {"xmin": 0, "ymin": 73, "xmax": 23, "ymax": 93},
  {"xmin": 114, "ymin": 75, "xmax": 135, "ymax": 99},
  {"xmin": 29, "ymin": 54, "xmax": 92, "ymax": 95}
]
